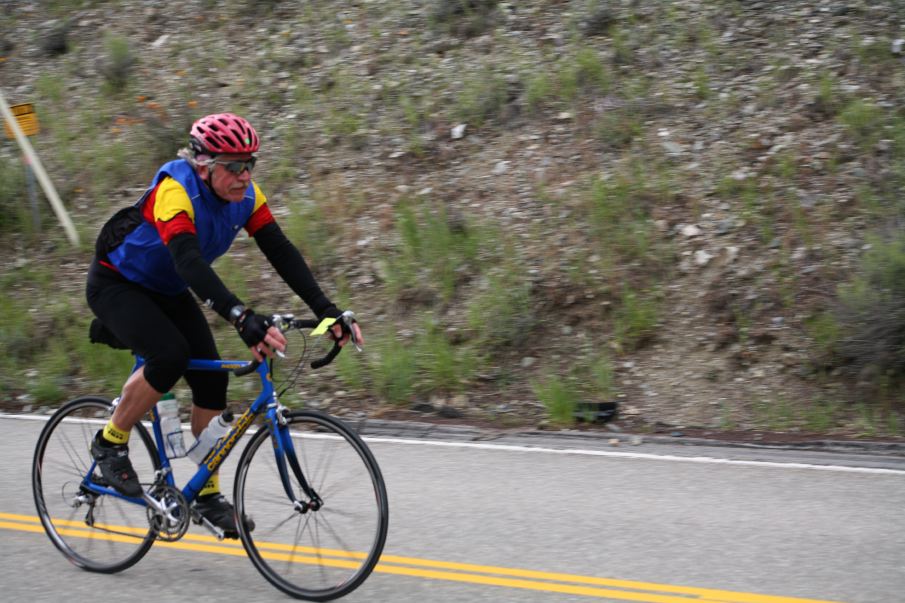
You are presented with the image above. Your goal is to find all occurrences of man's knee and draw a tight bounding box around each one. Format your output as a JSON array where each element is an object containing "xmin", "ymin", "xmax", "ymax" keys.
[
  {"xmin": 187, "ymin": 371, "xmax": 228, "ymax": 410},
  {"xmin": 143, "ymin": 342, "xmax": 191, "ymax": 393}
]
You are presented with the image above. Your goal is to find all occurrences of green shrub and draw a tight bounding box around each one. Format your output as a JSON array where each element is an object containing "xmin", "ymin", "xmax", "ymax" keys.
[
  {"xmin": 35, "ymin": 73, "xmax": 65, "ymax": 103},
  {"xmin": 369, "ymin": 334, "xmax": 417, "ymax": 404},
  {"xmin": 0, "ymin": 291, "xmax": 34, "ymax": 384},
  {"xmin": 28, "ymin": 337, "xmax": 71, "ymax": 403},
  {"xmin": 595, "ymin": 109, "xmax": 642, "ymax": 149},
  {"xmin": 802, "ymin": 398, "xmax": 845, "ymax": 432},
  {"xmin": 142, "ymin": 114, "xmax": 194, "ymax": 168},
  {"xmin": 524, "ymin": 71, "xmax": 554, "ymax": 114},
  {"xmin": 692, "ymin": 67, "xmax": 711, "ymax": 101},
  {"xmin": 560, "ymin": 47, "xmax": 611, "ymax": 102},
  {"xmin": 456, "ymin": 67, "xmax": 510, "ymax": 127},
  {"xmin": 533, "ymin": 353, "xmax": 616, "ymax": 426},
  {"xmin": 813, "ymin": 73, "xmax": 843, "ymax": 118},
  {"xmin": 533, "ymin": 375, "xmax": 580, "ymax": 425},
  {"xmin": 414, "ymin": 321, "xmax": 476, "ymax": 394},
  {"xmin": 0, "ymin": 157, "xmax": 29, "ymax": 234},
  {"xmin": 834, "ymin": 232, "xmax": 905, "ymax": 378},
  {"xmin": 466, "ymin": 259, "xmax": 536, "ymax": 348},
  {"xmin": 324, "ymin": 109, "xmax": 364, "ymax": 142},
  {"xmin": 431, "ymin": 0, "xmax": 499, "ymax": 38},
  {"xmin": 587, "ymin": 354, "xmax": 616, "ymax": 400},
  {"xmin": 838, "ymin": 98, "xmax": 885, "ymax": 150},
  {"xmin": 384, "ymin": 199, "xmax": 483, "ymax": 301},
  {"xmin": 335, "ymin": 345, "xmax": 365, "ymax": 392},
  {"xmin": 283, "ymin": 199, "xmax": 332, "ymax": 269},
  {"xmin": 585, "ymin": 173, "xmax": 660, "ymax": 265},
  {"xmin": 100, "ymin": 35, "xmax": 135, "ymax": 92},
  {"xmin": 752, "ymin": 396, "xmax": 797, "ymax": 431},
  {"xmin": 804, "ymin": 311, "xmax": 842, "ymax": 358},
  {"xmin": 613, "ymin": 287, "xmax": 659, "ymax": 350}
]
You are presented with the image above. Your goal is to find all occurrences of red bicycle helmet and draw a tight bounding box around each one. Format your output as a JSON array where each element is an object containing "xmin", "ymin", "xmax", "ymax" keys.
[{"xmin": 189, "ymin": 113, "xmax": 259, "ymax": 155}]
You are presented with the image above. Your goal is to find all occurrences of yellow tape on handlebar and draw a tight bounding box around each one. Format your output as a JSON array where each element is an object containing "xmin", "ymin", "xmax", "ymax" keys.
[{"xmin": 310, "ymin": 317, "xmax": 337, "ymax": 336}]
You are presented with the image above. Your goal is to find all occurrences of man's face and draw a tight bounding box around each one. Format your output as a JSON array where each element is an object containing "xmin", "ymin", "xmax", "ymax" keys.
[{"xmin": 203, "ymin": 154, "xmax": 255, "ymax": 202}]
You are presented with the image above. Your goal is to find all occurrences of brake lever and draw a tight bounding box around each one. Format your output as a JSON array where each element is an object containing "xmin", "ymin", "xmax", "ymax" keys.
[
  {"xmin": 341, "ymin": 310, "xmax": 363, "ymax": 352},
  {"xmin": 267, "ymin": 314, "xmax": 290, "ymax": 358}
]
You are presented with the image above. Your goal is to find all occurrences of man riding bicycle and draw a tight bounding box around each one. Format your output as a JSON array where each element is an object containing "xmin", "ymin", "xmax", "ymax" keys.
[{"xmin": 86, "ymin": 112, "xmax": 363, "ymax": 538}]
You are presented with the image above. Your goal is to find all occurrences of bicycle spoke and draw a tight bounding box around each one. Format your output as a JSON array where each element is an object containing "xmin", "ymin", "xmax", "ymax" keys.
[
  {"xmin": 261, "ymin": 509, "xmax": 304, "ymax": 539},
  {"xmin": 287, "ymin": 512, "xmax": 312, "ymax": 574},
  {"xmin": 311, "ymin": 512, "xmax": 358, "ymax": 558},
  {"xmin": 56, "ymin": 427, "xmax": 92, "ymax": 477}
]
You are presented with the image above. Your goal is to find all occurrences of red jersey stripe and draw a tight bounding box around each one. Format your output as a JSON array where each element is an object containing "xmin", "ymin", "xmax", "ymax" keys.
[
  {"xmin": 157, "ymin": 213, "xmax": 197, "ymax": 244},
  {"xmin": 245, "ymin": 203, "xmax": 275, "ymax": 236}
]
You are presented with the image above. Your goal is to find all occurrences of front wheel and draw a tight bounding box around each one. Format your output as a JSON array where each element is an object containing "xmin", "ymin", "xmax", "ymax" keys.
[
  {"xmin": 32, "ymin": 396, "xmax": 160, "ymax": 573},
  {"xmin": 234, "ymin": 409, "xmax": 389, "ymax": 601}
]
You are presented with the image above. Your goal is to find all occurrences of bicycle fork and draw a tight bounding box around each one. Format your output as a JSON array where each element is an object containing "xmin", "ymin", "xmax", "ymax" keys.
[{"xmin": 270, "ymin": 409, "xmax": 322, "ymax": 513}]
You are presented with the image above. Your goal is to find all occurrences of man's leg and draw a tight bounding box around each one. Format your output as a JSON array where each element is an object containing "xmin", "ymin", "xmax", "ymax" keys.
[
  {"xmin": 87, "ymin": 267, "xmax": 191, "ymax": 495},
  {"xmin": 171, "ymin": 302, "xmax": 249, "ymax": 537},
  {"xmin": 111, "ymin": 366, "xmax": 163, "ymax": 430}
]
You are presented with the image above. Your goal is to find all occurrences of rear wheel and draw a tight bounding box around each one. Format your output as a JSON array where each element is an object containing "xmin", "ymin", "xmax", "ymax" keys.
[
  {"xmin": 234, "ymin": 409, "xmax": 388, "ymax": 601},
  {"xmin": 32, "ymin": 396, "xmax": 160, "ymax": 572}
]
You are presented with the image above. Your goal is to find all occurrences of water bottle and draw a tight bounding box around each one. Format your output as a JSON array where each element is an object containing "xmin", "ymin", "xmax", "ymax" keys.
[
  {"xmin": 187, "ymin": 410, "xmax": 234, "ymax": 464},
  {"xmin": 157, "ymin": 392, "xmax": 186, "ymax": 458}
]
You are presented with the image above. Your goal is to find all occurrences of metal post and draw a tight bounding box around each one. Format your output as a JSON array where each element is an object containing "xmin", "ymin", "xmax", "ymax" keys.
[{"xmin": 0, "ymin": 87, "xmax": 78, "ymax": 245}]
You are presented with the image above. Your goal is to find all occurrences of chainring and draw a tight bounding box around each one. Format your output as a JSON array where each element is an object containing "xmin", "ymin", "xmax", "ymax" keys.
[{"xmin": 146, "ymin": 484, "xmax": 190, "ymax": 542}]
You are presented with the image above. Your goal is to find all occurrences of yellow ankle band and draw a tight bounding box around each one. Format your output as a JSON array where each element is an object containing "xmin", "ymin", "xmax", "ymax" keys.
[
  {"xmin": 102, "ymin": 420, "xmax": 129, "ymax": 445},
  {"xmin": 199, "ymin": 473, "xmax": 220, "ymax": 497}
]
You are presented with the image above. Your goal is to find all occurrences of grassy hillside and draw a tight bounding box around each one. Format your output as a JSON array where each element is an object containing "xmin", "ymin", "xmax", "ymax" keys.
[{"xmin": 1, "ymin": 0, "xmax": 904, "ymax": 439}]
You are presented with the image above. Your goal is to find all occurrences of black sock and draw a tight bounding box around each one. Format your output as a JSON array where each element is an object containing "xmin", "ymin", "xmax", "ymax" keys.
[{"xmin": 94, "ymin": 430, "xmax": 114, "ymax": 447}]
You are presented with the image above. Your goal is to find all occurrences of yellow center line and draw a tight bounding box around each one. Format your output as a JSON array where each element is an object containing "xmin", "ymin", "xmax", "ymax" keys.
[{"xmin": 1, "ymin": 512, "xmax": 843, "ymax": 603}]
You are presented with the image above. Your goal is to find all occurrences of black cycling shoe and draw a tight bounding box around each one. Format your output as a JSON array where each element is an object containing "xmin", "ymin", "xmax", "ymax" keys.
[
  {"xmin": 90, "ymin": 431, "xmax": 143, "ymax": 497},
  {"xmin": 193, "ymin": 493, "xmax": 255, "ymax": 539}
]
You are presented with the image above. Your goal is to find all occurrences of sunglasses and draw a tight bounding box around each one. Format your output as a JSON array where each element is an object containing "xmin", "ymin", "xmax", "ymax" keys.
[{"xmin": 212, "ymin": 157, "xmax": 257, "ymax": 174}]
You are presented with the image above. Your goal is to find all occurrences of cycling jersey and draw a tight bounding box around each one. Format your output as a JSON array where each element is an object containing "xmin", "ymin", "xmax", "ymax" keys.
[{"xmin": 105, "ymin": 159, "xmax": 271, "ymax": 295}]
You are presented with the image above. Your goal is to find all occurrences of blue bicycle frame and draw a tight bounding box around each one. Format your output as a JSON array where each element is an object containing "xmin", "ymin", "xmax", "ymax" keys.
[{"xmin": 82, "ymin": 356, "xmax": 314, "ymax": 509}]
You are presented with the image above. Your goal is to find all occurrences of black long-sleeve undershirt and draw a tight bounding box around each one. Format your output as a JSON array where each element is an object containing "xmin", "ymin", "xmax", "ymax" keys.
[
  {"xmin": 252, "ymin": 222, "xmax": 338, "ymax": 319},
  {"xmin": 168, "ymin": 233, "xmax": 241, "ymax": 320},
  {"xmin": 167, "ymin": 224, "xmax": 337, "ymax": 322}
]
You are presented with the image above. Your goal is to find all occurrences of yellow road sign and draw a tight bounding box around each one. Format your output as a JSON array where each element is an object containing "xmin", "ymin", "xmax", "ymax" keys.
[{"xmin": 4, "ymin": 103, "xmax": 39, "ymax": 138}]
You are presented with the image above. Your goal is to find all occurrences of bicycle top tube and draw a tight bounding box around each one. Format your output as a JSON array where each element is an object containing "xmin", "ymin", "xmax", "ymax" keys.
[{"xmin": 132, "ymin": 355, "xmax": 256, "ymax": 373}]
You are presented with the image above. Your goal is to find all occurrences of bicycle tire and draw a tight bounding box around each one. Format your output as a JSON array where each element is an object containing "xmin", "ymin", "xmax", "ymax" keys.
[
  {"xmin": 32, "ymin": 396, "xmax": 160, "ymax": 573},
  {"xmin": 234, "ymin": 409, "xmax": 389, "ymax": 601}
]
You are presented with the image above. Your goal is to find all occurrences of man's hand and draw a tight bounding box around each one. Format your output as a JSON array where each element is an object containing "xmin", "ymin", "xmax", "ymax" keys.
[
  {"xmin": 330, "ymin": 321, "xmax": 364, "ymax": 349},
  {"xmin": 328, "ymin": 311, "xmax": 364, "ymax": 350},
  {"xmin": 234, "ymin": 308, "xmax": 287, "ymax": 362}
]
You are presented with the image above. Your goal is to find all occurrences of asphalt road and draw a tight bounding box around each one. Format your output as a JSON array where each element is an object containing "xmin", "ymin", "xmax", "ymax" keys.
[{"xmin": 2, "ymin": 413, "xmax": 904, "ymax": 603}]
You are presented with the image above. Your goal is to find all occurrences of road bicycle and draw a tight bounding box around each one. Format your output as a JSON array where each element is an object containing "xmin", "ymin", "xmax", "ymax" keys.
[{"xmin": 31, "ymin": 313, "xmax": 389, "ymax": 601}]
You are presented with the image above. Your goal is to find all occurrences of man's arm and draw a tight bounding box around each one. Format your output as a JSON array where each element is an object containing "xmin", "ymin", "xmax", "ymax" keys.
[
  {"xmin": 252, "ymin": 221, "xmax": 340, "ymax": 319},
  {"xmin": 167, "ymin": 232, "xmax": 242, "ymax": 320}
]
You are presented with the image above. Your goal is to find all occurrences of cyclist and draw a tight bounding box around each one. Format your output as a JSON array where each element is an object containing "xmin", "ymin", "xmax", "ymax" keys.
[{"xmin": 86, "ymin": 112, "xmax": 363, "ymax": 538}]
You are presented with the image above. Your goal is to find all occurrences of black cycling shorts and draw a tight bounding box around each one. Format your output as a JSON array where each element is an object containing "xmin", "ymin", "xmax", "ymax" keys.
[{"xmin": 86, "ymin": 260, "xmax": 227, "ymax": 410}]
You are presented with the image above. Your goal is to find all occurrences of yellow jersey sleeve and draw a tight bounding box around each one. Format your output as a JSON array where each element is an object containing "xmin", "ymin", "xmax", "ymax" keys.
[
  {"xmin": 251, "ymin": 181, "xmax": 268, "ymax": 212},
  {"xmin": 153, "ymin": 178, "xmax": 195, "ymax": 223}
]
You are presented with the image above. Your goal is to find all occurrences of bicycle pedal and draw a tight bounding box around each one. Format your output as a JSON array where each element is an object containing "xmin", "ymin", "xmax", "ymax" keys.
[{"xmin": 191, "ymin": 509, "xmax": 226, "ymax": 540}]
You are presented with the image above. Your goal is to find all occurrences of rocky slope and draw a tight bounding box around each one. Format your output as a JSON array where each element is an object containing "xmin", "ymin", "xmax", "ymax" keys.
[{"xmin": 1, "ymin": 0, "xmax": 903, "ymax": 440}]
